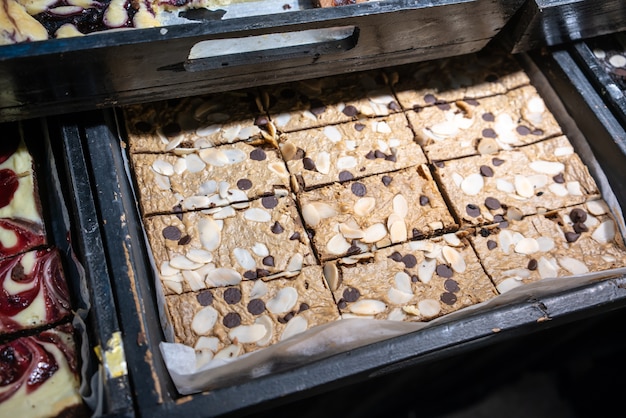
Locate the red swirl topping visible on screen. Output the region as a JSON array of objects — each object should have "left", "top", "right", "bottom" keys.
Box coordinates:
[
  {"left": 0, "top": 248, "right": 71, "bottom": 334},
  {"left": 0, "top": 324, "right": 77, "bottom": 401},
  {"left": 0, "top": 170, "right": 18, "bottom": 209},
  {"left": 0, "top": 218, "right": 46, "bottom": 260}
]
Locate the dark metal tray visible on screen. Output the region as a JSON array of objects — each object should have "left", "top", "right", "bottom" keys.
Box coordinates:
[
  {"left": 501, "top": 0, "right": 626, "bottom": 54},
  {"left": 49, "top": 45, "right": 626, "bottom": 417},
  {"left": 0, "top": 0, "right": 525, "bottom": 124}
]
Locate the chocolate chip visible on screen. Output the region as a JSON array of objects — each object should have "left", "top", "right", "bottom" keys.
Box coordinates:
[
  {"left": 569, "top": 208, "right": 588, "bottom": 224},
  {"left": 389, "top": 251, "right": 403, "bottom": 262},
  {"left": 388, "top": 101, "right": 401, "bottom": 111},
  {"left": 482, "top": 112, "right": 495, "bottom": 122},
  {"left": 173, "top": 204, "right": 184, "bottom": 221},
  {"left": 254, "top": 115, "right": 268, "bottom": 126},
  {"left": 528, "top": 259, "right": 538, "bottom": 271},
  {"left": 346, "top": 245, "right": 361, "bottom": 256},
  {"left": 419, "top": 195, "right": 430, "bottom": 206},
  {"left": 339, "top": 171, "right": 354, "bottom": 182},
  {"left": 385, "top": 153, "right": 397, "bottom": 162},
  {"left": 365, "top": 150, "right": 376, "bottom": 160},
  {"left": 178, "top": 235, "right": 191, "bottom": 245},
  {"left": 223, "top": 312, "right": 241, "bottom": 328},
  {"left": 337, "top": 299, "right": 347, "bottom": 309},
  {"left": 565, "top": 231, "right": 581, "bottom": 242},
  {"left": 343, "top": 287, "right": 360, "bottom": 302},
  {"left": 342, "top": 105, "right": 358, "bottom": 117},
  {"left": 492, "top": 158, "right": 505, "bottom": 166},
  {"left": 351, "top": 182, "right": 367, "bottom": 196},
  {"left": 10, "top": 263, "right": 24, "bottom": 281},
  {"left": 289, "top": 232, "right": 300, "bottom": 241},
  {"left": 381, "top": 176, "right": 392, "bottom": 186},
  {"left": 162, "top": 225, "right": 182, "bottom": 241},
  {"left": 436, "top": 103, "right": 451, "bottom": 111},
  {"left": 262, "top": 196, "right": 279, "bottom": 209},
  {"left": 485, "top": 197, "right": 501, "bottom": 210},
  {"left": 516, "top": 125, "right": 531, "bottom": 136},
  {"left": 298, "top": 302, "right": 310, "bottom": 312},
  {"left": 237, "top": 178, "right": 253, "bottom": 190},
  {"left": 487, "top": 240, "right": 497, "bottom": 250},
  {"left": 250, "top": 148, "right": 267, "bottom": 161},
  {"left": 553, "top": 173, "right": 565, "bottom": 184},
  {"left": 244, "top": 270, "right": 257, "bottom": 280},
  {"left": 294, "top": 148, "right": 305, "bottom": 159},
  {"left": 247, "top": 299, "right": 265, "bottom": 315},
  {"left": 402, "top": 254, "right": 417, "bottom": 268},
  {"left": 162, "top": 122, "right": 181, "bottom": 137},
  {"left": 271, "top": 221, "right": 284, "bottom": 234},
  {"left": 444, "top": 279, "right": 460, "bottom": 293},
  {"left": 424, "top": 94, "right": 437, "bottom": 104},
  {"left": 436, "top": 264, "right": 453, "bottom": 278},
  {"left": 440, "top": 292, "right": 457, "bottom": 305},
  {"left": 531, "top": 129, "right": 544, "bottom": 136},
  {"left": 196, "top": 290, "right": 213, "bottom": 306},
  {"left": 480, "top": 228, "right": 491, "bottom": 237},
  {"left": 134, "top": 121, "right": 152, "bottom": 133},
  {"left": 412, "top": 229, "right": 424, "bottom": 239},
  {"left": 434, "top": 161, "right": 445, "bottom": 168},
  {"left": 464, "top": 98, "right": 480, "bottom": 106},
  {"left": 466, "top": 204, "right": 481, "bottom": 217},
  {"left": 223, "top": 288, "right": 242, "bottom": 304},
  {"left": 354, "top": 123, "right": 366, "bottom": 132},
  {"left": 494, "top": 214, "right": 505, "bottom": 223},
  {"left": 482, "top": 128, "right": 497, "bottom": 138},
  {"left": 262, "top": 255, "right": 275, "bottom": 266},
  {"left": 303, "top": 157, "right": 316, "bottom": 171},
  {"left": 310, "top": 99, "right": 326, "bottom": 115},
  {"left": 374, "top": 150, "right": 386, "bottom": 159},
  {"left": 480, "top": 165, "right": 494, "bottom": 177},
  {"left": 574, "top": 222, "right": 588, "bottom": 233},
  {"left": 256, "top": 269, "right": 271, "bottom": 278}
]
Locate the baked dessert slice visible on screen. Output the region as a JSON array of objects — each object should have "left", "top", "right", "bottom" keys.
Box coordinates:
[
  {"left": 298, "top": 165, "right": 457, "bottom": 261},
  {"left": 0, "top": 130, "right": 46, "bottom": 261},
  {"left": 130, "top": 141, "right": 290, "bottom": 216},
  {"left": 470, "top": 200, "right": 626, "bottom": 293},
  {"left": 143, "top": 194, "right": 316, "bottom": 295},
  {"left": 0, "top": 248, "right": 72, "bottom": 335},
  {"left": 165, "top": 265, "right": 340, "bottom": 363},
  {"left": 281, "top": 113, "right": 426, "bottom": 191},
  {"left": 124, "top": 89, "right": 270, "bottom": 154},
  {"left": 389, "top": 47, "right": 531, "bottom": 110},
  {"left": 433, "top": 136, "right": 600, "bottom": 227},
  {"left": 0, "top": 323, "right": 84, "bottom": 418},
  {"left": 407, "top": 85, "right": 562, "bottom": 162},
  {"left": 324, "top": 233, "right": 497, "bottom": 321},
  {"left": 262, "top": 70, "right": 400, "bottom": 133}
]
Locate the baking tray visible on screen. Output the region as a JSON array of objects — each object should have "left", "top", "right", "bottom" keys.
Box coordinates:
[
  {"left": 49, "top": 44, "right": 626, "bottom": 416},
  {"left": 500, "top": 0, "right": 626, "bottom": 54},
  {"left": 2, "top": 118, "right": 135, "bottom": 416},
  {"left": 0, "top": 0, "right": 525, "bottom": 124}
]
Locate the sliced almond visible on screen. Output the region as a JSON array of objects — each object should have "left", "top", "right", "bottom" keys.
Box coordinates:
[
  {"left": 152, "top": 160, "right": 175, "bottom": 176},
  {"left": 461, "top": 173, "right": 484, "bottom": 196},
  {"left": 302, "top": 203, "right": 321, "bottom": 227},
  {"left": 205, "top": 268, "right": 242, "bottom": 287},
  {"left": 183, "top": 196, "right": 211, "bottom": 210},
  {"left": 443, "top": 233, "right": 461, "bottom": 247},
  {"left": 387, "top": 307, "right": 407, "bottom": 321},
  {"left": 337, "top": 156, "right": 357, "bottom": 170},
  {"left": 323, "top": 125, "right": 342, "bottom": 142},
  {"left": 514, "top": 175, "right": 535, "bottom": 198},
  {"left": 339, "top": 221, "right": 364, "bottom": 239},
  {"left": 194, "top": 336, "right": 220, "bottom": 352},
  {"left": 536, "top": 237, "right": 555, "bottom": 252},
  {"left": 417, "top": 299, "right": 441, "bottom": 318},
  {"left": 529, "top": 160, "right": 565, "bottom": 175},
  {"left": 392, "top": 194, "right": 409, "bottom": 218},
  {"left": 212, "top": 205, "right": 237, "bottom": 220},
  {"left": 586, "top": 200, "right": 608, "bottom": 216},
  {"left": 286, "top": 253, "right": 304, "bottom": 272},
  {"left": 362, "top": 223, "right": 388, "bottom": 243},
  {"left": 280, "top": 316, "right": 308, "bottom": 341},
  {"left": 354, "top": 197, "right": 376, "bottom": 217},
  {"left": 266, "top": 287, "right": 298, "bottom": 314},
  {"left": 233, "top": 248, "right": 256, "bottom": 270},
  {"left": 496, "top": 178, "right": 515, "bottom": 193},
  {"left": 228, "top": 324, "right": 267, "bottom": 344},
  {"left": 198, "top": 180, "right": 218, "bottom": 195},
  {"left": 418, "top": 259, "right": 437, "bottom": 284},
  {"left": 477, "top": 137, "right": 499, "bottom": 155},
  {"left": 388, "top": 287, "right": 414, "bottom": 305},
  {"left": 348, "top": 299, "right": 387, "bottom": 315},
  {"left": 389, "top": 220, "right": 407, "bottom": 244},
  {"left": 255, "top": 315, "right": 274, "bottom": 347},
  {"left": 514, "top": 237, "right": 539, "bottom": 255},
  {"left": 244, "top": 208, "right": 272, "bottom": 222},
  {"left": 198, "top": 148, "right": 229, "bottom": 166},
  {"left": 185, "top": 153, "right": 206, "bottom": 173},
  {"left": 182, "top": 270, "right": 206, "bottom": 291},
  {"left": 548, "top": 183, "right": 568, "bottom": 197},
  {"left": 323, "top": 262, "right": 341, "bottom": 291},
  {"left": 566, "top": 181, "right": 583, "bottom": 196},
  {"left": 250, "top": 280, "right": 269, "bottom": 298},
  {"left": 592, "top": 220, "right": 616, "bottom": 244},
  {"left": 191, "top": 306, "right": 218, "bottom": 335},
  {"left": 281, "top": 142, "right": 298, "bottom": 161},
  {"left": 160, "top": 261, "right": 179, "bottom": 276},
  {"left": 558, "top": 257, "right": 589, "bottom": 275},
  {"left": 496, "top": 277, "right": 524, "bottom": 294},
  {"left": 198, "top": 217, "right": 222, "bottom": 251},
  {"left": 196, "top": 124, "right": 220, "bottom": 137},
  {"left": 214, "top": 344, "right": 242, "bottom": 360},
  {"left": 169, "top": 255, "right": 203, "bottom": 270},
  {"left": 163, "top": 278, "right": 183, "bottom": 294},
  {"left": 442, "top": 246, "right": 466, "bottom": 273},
  {"left": 315, "top": 151, "right": 331, "bottom": 175},
  {"left": 538, "top": 256, "right": 559, "bottom": 279},
  {"left": 186, "top": 249, "right": 213, "bottom": 264},
  {"left": 326, "top": 233, "right": 352, "bottom": 255}
]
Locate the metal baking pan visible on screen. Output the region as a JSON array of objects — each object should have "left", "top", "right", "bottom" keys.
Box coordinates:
[
  {"left": 47, "top": 43, "right": 626, "bottom": 416},
  {"left": 0, "top": 0, "right": 525, "bottom": 124},
  {"left": 4, "top": 118, "right": 135, "bottom": 416},
  {"left": 564, "top": 32, "right": 626, "bottom": 129},
  {"left": 500, "top": 0, "right": 626, "bottom": 54}
]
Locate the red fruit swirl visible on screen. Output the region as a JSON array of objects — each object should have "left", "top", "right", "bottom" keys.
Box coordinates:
[
  {"left": 0, "top": 170, "right": 18, "bottom": 209},
  {"left": 0, "top": 219, "right": 46, "bottom": 259}
]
